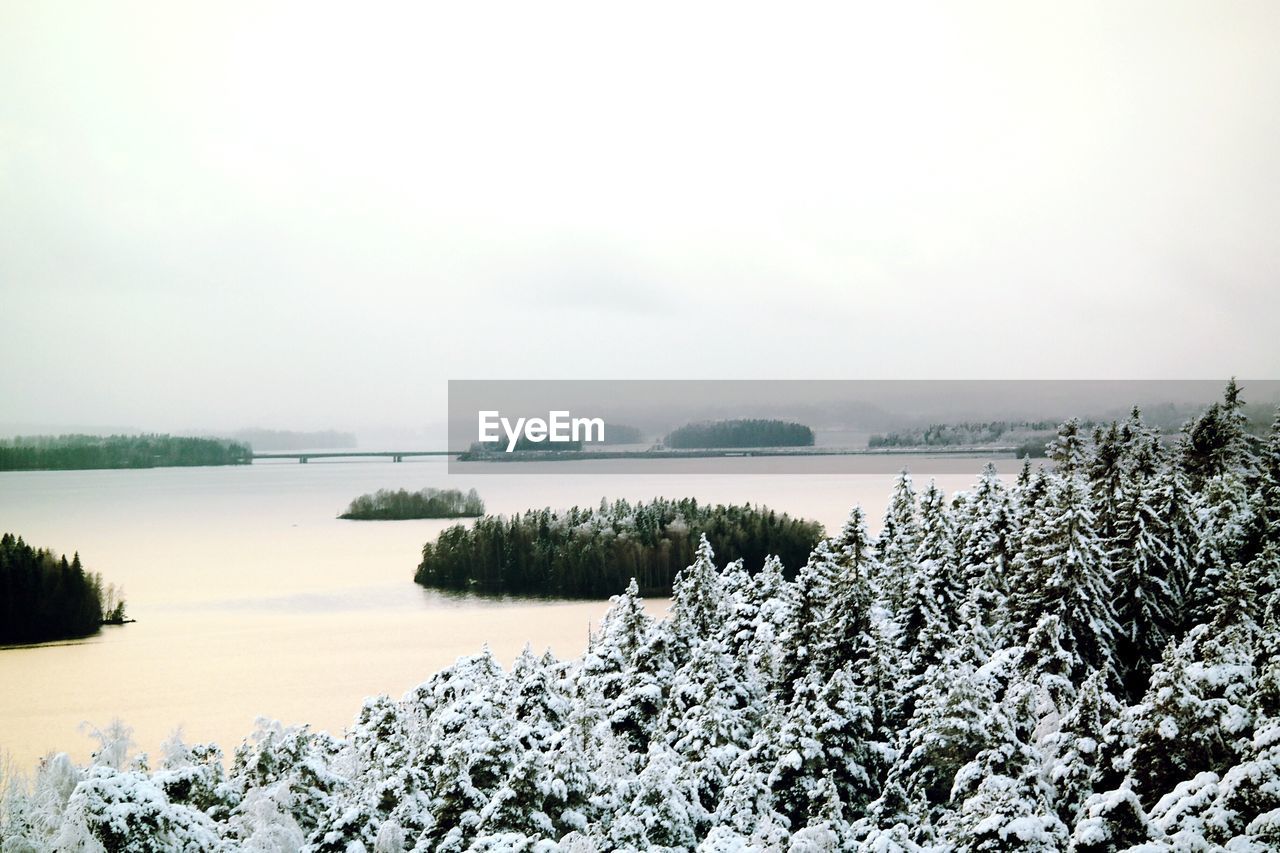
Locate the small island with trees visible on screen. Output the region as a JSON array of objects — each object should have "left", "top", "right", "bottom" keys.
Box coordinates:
[
  {"left": 664, "top": 418, "right": 815, "bottom": 449},
  {"left": 339, "top": 487, "right": 484, "bottom": 520},
  {"left": 415, "top": 497, "right": 823, "bottom": 597},
  {"left": 0, "top": 434, "right": 251, "bottom": 471},
  {"left": 0, "top": 533, "right": 129, "bottom": 645}
]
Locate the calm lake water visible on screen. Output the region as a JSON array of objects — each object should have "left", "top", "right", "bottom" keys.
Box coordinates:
[{"left": 0, "top": 455, "right": 1025, "bottom": 769}]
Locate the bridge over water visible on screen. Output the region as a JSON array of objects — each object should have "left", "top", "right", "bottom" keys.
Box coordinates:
[{"left": 251, "top": 451, "right": 456, "bottom": 463}]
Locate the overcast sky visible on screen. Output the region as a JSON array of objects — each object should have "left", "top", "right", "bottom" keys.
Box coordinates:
[{"left": 2, "top": 2, "right": 1277, "bottom": 433}]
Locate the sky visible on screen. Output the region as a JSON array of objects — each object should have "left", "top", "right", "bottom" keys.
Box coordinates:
[{"left": 2, "top": 1, "right": 1278, "bottom": 433}]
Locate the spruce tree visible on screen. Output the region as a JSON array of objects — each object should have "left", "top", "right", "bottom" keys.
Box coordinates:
[
  {"left": 1012, "top": 474, "right": 1119, "bottom": 682},
  {"left": 955, "top": 463, "right": 1013, "bottom": 628},
  {"left": 817, "top": 507, "right": 877, "bottom": 678},
  {"left": 1045, "top": 670, "right": 1123, "bottom": 826},
  {"left": 1111, "top": 468, "right": 1179, "bottom": 697},
  {"left": 878, "top": 471, "right": 920, "bottom": 610},
  {"left": 1047, "top": 419, "right": 1089, "bottom": 480}
]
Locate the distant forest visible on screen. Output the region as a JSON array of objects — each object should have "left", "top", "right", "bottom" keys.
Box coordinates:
[
  {"left": 869, "top": 420, "right": 1060, "bottom": 448},
  {"left": 415, "top": 498, "right": 823, "bottom": 597},
  {"left": 665, "top": 419, "right": 815, "bottom": 449},
  {"left": 0, "top": 534, "right": 126, "bottom": 644},
  {"left": 0, "top": 434, "right": 251, "bottom": 470},
  {"left": 340, "top": 487, "right": 484, "bottom": 520}
]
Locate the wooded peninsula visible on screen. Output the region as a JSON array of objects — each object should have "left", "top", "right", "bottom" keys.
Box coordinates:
[
  {"left": 0, "top": 434, "right": 251, "bottom": 471},
  {"left": 0, "top": 533, "right": 127, "bottom": 645}
]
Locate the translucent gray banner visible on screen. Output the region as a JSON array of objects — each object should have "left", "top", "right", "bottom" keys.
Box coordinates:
[{"left": 446, "top": 379, "right": 1279, "bottom": 475}]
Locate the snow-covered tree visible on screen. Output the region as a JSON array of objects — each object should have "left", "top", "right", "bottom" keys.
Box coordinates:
[
  {"left": 1111, "top": 469, "right": 1179, "bottom": 697},
  {"left": 1046, "top": 670, "right": 1124, "bottom": 827},
  {"left": 877, "top": 471, "right": 920, "bottom": 610},
  {"left": 1120, "top": 623, "right": 1255, "bottom": 809},
  {"left": 1011, "top": 474, "right": 1119, "bottom": 682}
]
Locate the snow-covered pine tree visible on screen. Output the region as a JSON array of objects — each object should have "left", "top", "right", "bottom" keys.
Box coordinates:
[
  {"left": 744, "top": 554, "right": 789, "bottom": 692},
  {"left": 1068, "top": 786, "right": 1155, "bottom": 853},
  {"left": 1111, "top": 461, "right": 1179, "bottom": 698},
  {"left": 579, "top": 578, "right": 653, "bottom": 710},
  {"left": 1018, "top": 614, "right": 1078, "bottom": 725},
  {"left": 413, "top": 650, "right": 518, "bottom": 850},
  {"left": 853, "top": 609, "right": 909, "bottom": 784},
  {"left": 817, "top": 507, "right": 877, "bottom": 679},
  {"left": 1188, "top": 469, "right": 1254, "bottom": 627},
  {"left": 667, "top": 533, "right": 724, "bottom": 664},
  {"left": 607, "top": 743, "right": 704, "bottom": 851},
  {"left": 955, "top": 463, "right": 1013, "bottom": 631},
  {"left": 765, "top": 666, "right": 874, "bottom": 833},
  {"left": 942, "top": 680, "right": 1068, "bottom": 852},
  {"left": 1087, "top": 420, "right": 1125, "bottom": 545},
  {"left": 1179, "top": 378, "right": 1256, "bottom": 486},
  {"left": 916, "top": 481, "right": 963, "bottom": 627},
  {"left": 1047, "top": 419, "right": 1089, "bottom": 480},
  {"left": 898, "top": 481, "right": 961, "bottom": 674},
  {"left": 716, "top": 558, "right": 757, "bottom": 662},
  {"left": 1259, "top": 406, "right": 1280, "bottom": 547},
  {"left": 661, "top": 638, "right": 763, "bottom": 817},
  {"left": 1010, "top": 473, "right": 1120, "bottom": 684},
  {"left": 1120, "top": 623, "right": 1256, "bottom": 810},
  {"left": 609, "top": 623, "right": 677, "bottom": 754},
  {"left": 877, "top": 657, "right": 1000, "bottom": 842},
  {"left": 778, "top": 544, "right": 837, "bottom": 698},
  {"left": 1045, "top": 669, "right": 1124, "bottom": 827},
  {"left": 877, "top": 470, "right": 920, "bottom": 611}
]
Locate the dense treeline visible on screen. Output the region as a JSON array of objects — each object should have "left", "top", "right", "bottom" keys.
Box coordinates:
[
  {"left": 0, "top": 434, "right": 251, "bottom": 470},
  {"left": 339, "top": 488, "right": 484, "bottom": 520},
  {"left": 665, "top": 418, "right": 815, "bottom": 449},
  {"left": 415, "top": 498, "right": 823, "bottom": 596},
  {"left": 869, "top": 419, "right": 1061, "bottom": 449},
  {"left": 7, "top": 381, "right": 1280, "bottom": 851},
  {"left": 0, "top": 534, "right": 125, "bottom": 644}
]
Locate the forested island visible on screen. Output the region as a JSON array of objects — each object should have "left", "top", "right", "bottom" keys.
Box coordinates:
[
  {"left": 0, "top": 534, "right": 127, "bottom": 644},
  {"left": 5, "top": 382, "right": 1280, "bottom": 851},
  {"left": 665, "top": 418, "right": 815, "bottom": 449},
  {"left": 0, "top": 434, "right": 251, "bottom": 471},
  {"left": 339, "top": 487, "right": 484, "bottom": 520},
  {"left": 415, "top": 498, "right": 823, "bottom": 596}
]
